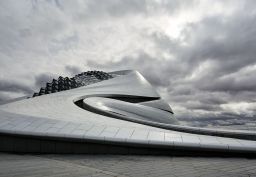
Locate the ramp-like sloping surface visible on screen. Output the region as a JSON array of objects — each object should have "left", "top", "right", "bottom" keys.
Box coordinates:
[{"left": 0, "top": 70, "right": 255, "bottom": 154}]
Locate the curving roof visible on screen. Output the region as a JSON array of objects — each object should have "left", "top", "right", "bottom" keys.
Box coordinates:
[{"left": 0, "top": 70, "right": 255, "bottom": 155}]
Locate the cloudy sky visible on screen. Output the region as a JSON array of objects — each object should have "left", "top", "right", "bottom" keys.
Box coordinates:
[{"left": 0, "top": 0, "right": 256, "bottom": 127}]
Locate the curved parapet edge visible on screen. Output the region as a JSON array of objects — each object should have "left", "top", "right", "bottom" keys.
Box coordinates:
[
  {"left": 0, "top": 69, "right": 255, "bottom": 155},
  {"left": 75, "top": 95, "right": 256, "bottom": 141},
  {"left": 0, "top": 127, "right": 255, "bottom": 156}
]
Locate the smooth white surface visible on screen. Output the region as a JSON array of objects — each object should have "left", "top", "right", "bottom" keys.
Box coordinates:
[{"left": 0, "top": 70, "right": 255, "bottom": 152}]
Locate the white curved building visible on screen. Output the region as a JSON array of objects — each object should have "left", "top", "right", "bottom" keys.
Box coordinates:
[{"left": 0, "top": 70, "right": 255, "bottom": 155}]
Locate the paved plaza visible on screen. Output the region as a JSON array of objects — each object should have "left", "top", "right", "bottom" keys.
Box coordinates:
[{"left": 1, "top": 153, "right": 256, "bottom": 177}]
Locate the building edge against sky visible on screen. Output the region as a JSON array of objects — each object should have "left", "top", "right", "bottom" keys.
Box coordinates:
[{"left": 0, "top": 70, "right": 255, "bottom": 155}]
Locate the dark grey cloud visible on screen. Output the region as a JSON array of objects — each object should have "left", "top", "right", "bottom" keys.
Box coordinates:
[
  {"left": 84, "top": 1, "right": 256, "bottom": 128},
  {"left": 199, "top": 75, "right": 256, "bottom": 92},
  {"left": 65, "top": 65, "right": 82, "bottom": 76},
  {"left": 0, "top": 80, "right": 33, "bottom": 94},
  {"left": 0, "top": 93, "right": 13, "bottom": 103},
  {"left": 60, "top": 0, "right": 195, "bottom": 20},
  {"left": 87, "top": 52, "right": 186, "bottom": 88},
  {"left": 0, "top": 0, "right": 255, "bottom": 128},
  {"left": 0, "top": 79, "right": 34, "bottom": 104},
  {"left": 34, "top": 73, "right": 58, "bottom": 88}
]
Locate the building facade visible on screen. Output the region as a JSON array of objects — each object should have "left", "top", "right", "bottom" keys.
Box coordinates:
[{"left": 0, "top": 70, "right": 255, "bottom": 155}]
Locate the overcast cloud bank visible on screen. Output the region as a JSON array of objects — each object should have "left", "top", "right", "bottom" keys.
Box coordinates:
[{"left": 0, "top": 0, "right": 255, "bottom": 127}]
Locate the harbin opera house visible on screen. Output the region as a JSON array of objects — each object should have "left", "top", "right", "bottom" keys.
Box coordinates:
[{"left": 0, "top": 70, "right": 255, "bottom": 155}]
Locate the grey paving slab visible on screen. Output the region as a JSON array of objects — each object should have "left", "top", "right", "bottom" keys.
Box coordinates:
[
  {"left": 99, "top": 126, "right": 120, "bottom": 138},
  {"left": 181, "top": 135, "right": 201, "bottom": 144},
  {"left": 115, "top": 128, "right": 134, "bottom": 139},
  {"left": 33, "top": 154, "right": 256, "bottom": 177},
  {"left": 77, "top": 123, "right": 94, "bottom": 131},
  {"left": 148, "top": 131, "right": 165, "bottom": 141},
  {"left": 34, "top": 123, "right": 53, "bottom": 132},
  {"left": 46, "top": 127, "right": 60, "bottom": 135},
  {"left": 52, "top": 121, "right": 69, "bottom": 129},
  {"left": 130, "top": 129, "right": 149, "bottom": 140},
  {"left": 99, "top": 131, "right": 117, "bottom": 138},
  {"left": 57, "top": 123, "right": 79, "bottom": 135},
  {"left": 0, "top": 120, "right": 10, "bottom": 128},
  {"left": 164, "top": 132, "right": 182, "bottom": 143},
  {"left": 85, "top": 125, "right": 106, "bottom": 137},
  {"left": 0, "top": 153, "right": 126, "bottom": 177},
  {"left": 71, "top": 129, "right": 87, "bottom": 137}
]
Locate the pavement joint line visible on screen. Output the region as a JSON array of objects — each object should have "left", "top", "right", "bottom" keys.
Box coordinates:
[
  {"left": 34, "top": 154, "right": 129, "bottom": 177},
  {"left": 1, "top": 153, "right": 256, "bottom": 177}
]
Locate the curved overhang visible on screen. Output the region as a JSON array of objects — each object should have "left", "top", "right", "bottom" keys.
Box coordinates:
[{"left": 0, "top": 70, "right": 255, "bottom": 155}]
